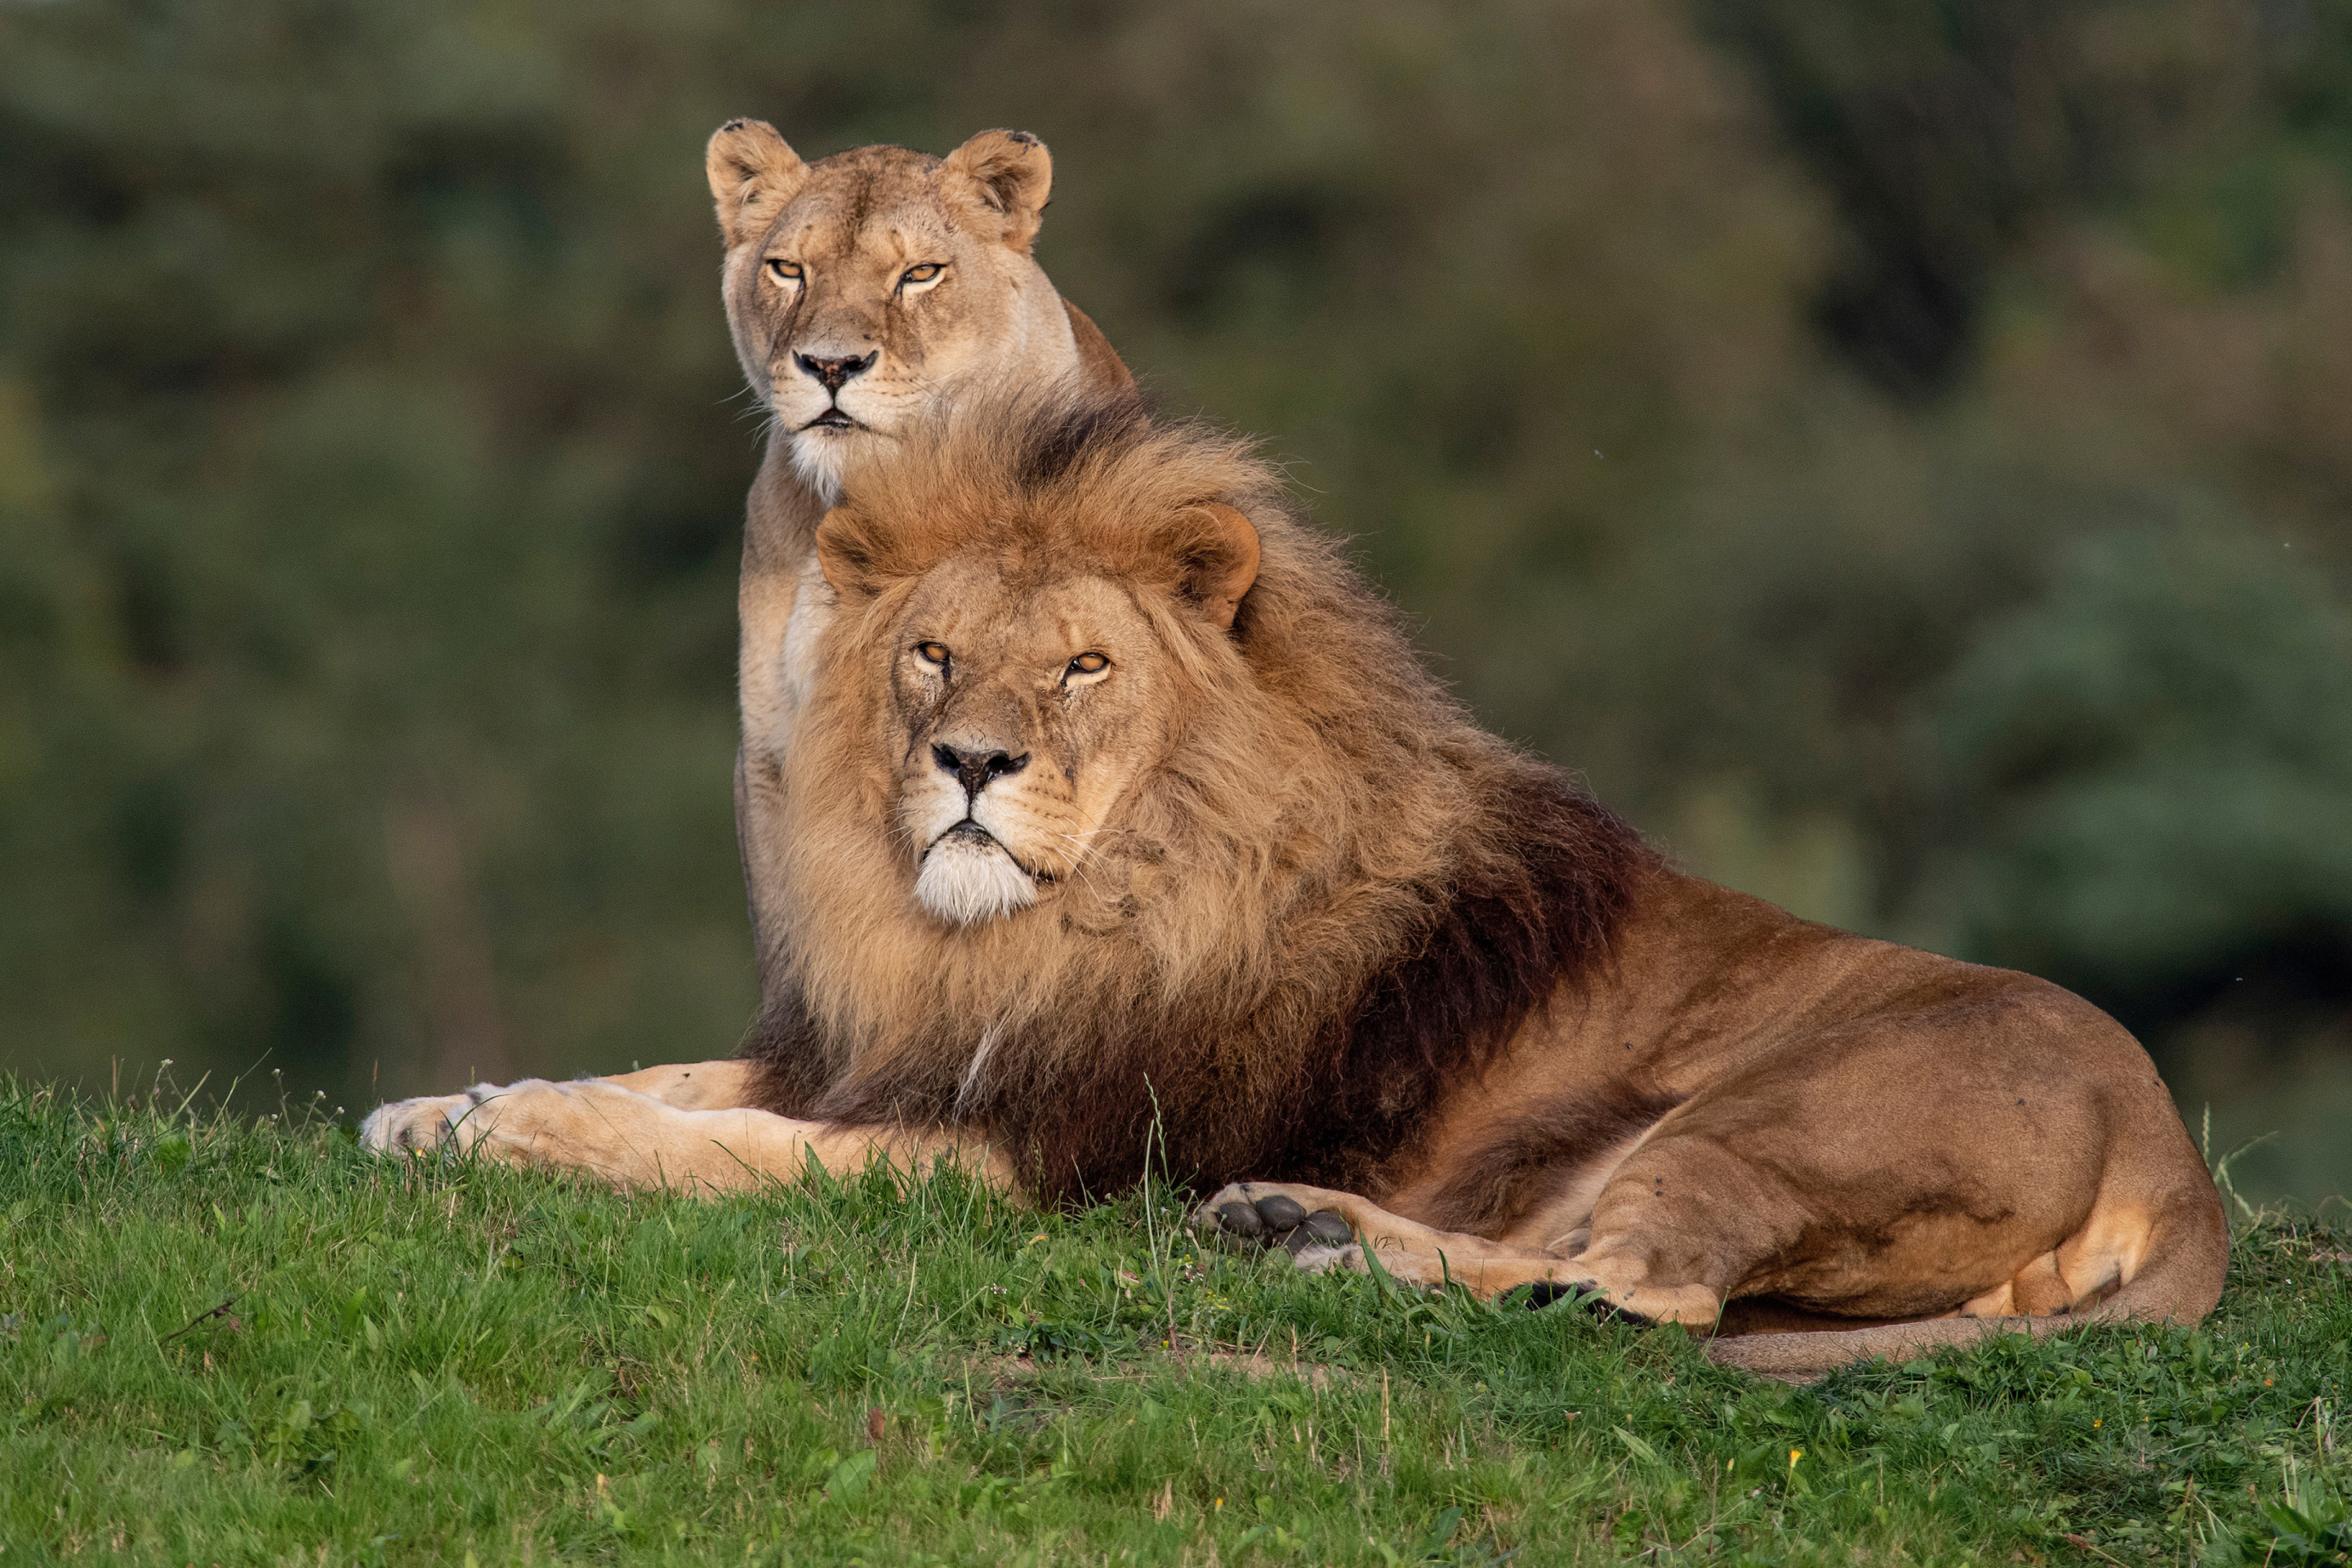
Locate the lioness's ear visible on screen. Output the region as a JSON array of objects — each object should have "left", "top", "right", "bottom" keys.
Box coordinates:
[
  {"left": 943, "top": 129, "right": 1053, "bottom": 251},
  {"left": 707, "top": 118, "right": 807, "bottom": 249},
  {"left": 814, "top": 506, "right": 874, "bottom": 599},
  {"left": 1177, "top": 503, "right": 1261, "bottom": 632}
]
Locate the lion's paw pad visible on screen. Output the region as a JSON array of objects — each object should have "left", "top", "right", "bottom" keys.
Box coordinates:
[{"left": 1197, "top": 1194, "right": 1352, "bottom": 1257}]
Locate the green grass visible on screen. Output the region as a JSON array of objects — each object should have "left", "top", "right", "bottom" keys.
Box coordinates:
[{"left": 2, "top": 1078, "right": 2347, "bottom": 1566}]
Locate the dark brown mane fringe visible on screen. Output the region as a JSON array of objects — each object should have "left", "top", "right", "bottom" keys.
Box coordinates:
[
  {"left": 1271, "top": 766, "right": 1655, "bottom": 1196},
  {"left": 1011, "top": 387, "right": 1151, "bottom": 491},
  {"left": 737, "top": 990, "right": 831, "bottom": 1115}
]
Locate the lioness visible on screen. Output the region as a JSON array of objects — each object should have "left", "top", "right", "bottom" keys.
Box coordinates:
[
  {"left": 705, "top": 118, "right": 1132, "bottom": 1001},
  {"left": 363, "top": 394, "right": 2227, "bottom": 1376}
]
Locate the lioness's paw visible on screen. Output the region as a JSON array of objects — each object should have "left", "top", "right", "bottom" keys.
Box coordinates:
[
  {"left": 358, "top": 1086, "right": 498, "bottom": 1154},
  {"left": 1194, "top": 1183, "right": 1354, "bottom": 1262}
]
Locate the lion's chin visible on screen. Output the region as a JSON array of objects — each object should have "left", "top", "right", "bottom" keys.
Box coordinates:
[{"left": 915, "top": 831, "right": 1039, "bottom": 927}]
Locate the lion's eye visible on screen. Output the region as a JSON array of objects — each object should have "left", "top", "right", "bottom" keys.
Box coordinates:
[
  {"left": 915, "top": 641, "right": 951, "bottom": 674},
  {"left": 1064, "top": 651, "right": 1111, "bottom": 682},
  {"left": 764, "top": 259, "right": 802, "bottom": 285},
  {"left": 898, "top": 262, "right": 946, "bottom": 292}
]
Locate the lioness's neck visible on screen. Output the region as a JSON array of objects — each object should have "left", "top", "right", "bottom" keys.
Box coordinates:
[{"left": 743, "top": 439, "right": 829, "bottom": 570}]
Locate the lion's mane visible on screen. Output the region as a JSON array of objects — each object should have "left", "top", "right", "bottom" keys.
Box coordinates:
[{"left": 742, "top": 390, "right": 1655, "bottom": 1202}]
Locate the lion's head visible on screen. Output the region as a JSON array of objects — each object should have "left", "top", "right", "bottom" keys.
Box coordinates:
[
  {"left": 751, "top": 393, "right": 1651, "bottom": 1200},
  {"left": 706, "top": 121, "right": 1087, "bottom": 504},
  {"left": 814, "top": 441, "right": 1259, "bottom": 930}
]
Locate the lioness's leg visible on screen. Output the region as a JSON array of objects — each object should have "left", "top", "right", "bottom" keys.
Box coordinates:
[{"left": 361, "top": 1078, "right": 1019, "bottom": 1196}]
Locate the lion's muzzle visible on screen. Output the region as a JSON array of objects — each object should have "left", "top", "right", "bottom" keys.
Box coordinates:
[{"left": 915, "top": 822, "right": 1039, "bottom": 925}]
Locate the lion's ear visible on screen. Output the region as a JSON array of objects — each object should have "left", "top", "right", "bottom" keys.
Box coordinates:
[
  {"left": 814, "top": 506, "right": 884, "bottom": 600},
  {"left": 707, "top": 119, "right": 808, "bottom": 249},
  {"left": 943, "top": 129, "right": 1054, "bottom": 251},
  {"left": 1177, "top": 503, "right": 1261, "bottom": 633}
]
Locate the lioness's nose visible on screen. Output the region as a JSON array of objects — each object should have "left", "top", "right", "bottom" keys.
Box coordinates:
[
  {"left": 933, "top": 742, "right": 1028, "bottom": 800},
  {"left": 795, "top": 350, "right": 877, "bottom": 394}
]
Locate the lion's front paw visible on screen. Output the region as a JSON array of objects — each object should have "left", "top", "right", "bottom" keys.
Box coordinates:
[
  {"left": 358, "top": 1086, "right": 497, "bottom": 1154},
  {"left": 1194, "top": 1183, "right": 1356, "bottom": 1271}
]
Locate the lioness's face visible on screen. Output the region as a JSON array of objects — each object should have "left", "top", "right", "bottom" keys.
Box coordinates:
[
  {"left": 880, "top": 561, "right": 1169, "bottom": 926},
  {"left": 708, "top": 125, "right": 1072, "bottom": 505}
]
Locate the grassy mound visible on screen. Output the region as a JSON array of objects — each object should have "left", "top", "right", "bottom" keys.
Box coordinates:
[{"left": 2, "top": 1078, "right": 2345, "bottom": 1565}]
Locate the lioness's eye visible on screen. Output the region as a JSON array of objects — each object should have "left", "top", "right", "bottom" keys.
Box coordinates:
[
  {"left": 1065, "top": 651, "right": 1111, "bottom": 679},
  {"left": 764, "top": 259, "right": 802, "bottom": 284},
  {"left": 915, "top": 641, "right": 951, "bottom": 673},
  {"left": 898, "top": 263, "right": 945, "bottom": 290}
]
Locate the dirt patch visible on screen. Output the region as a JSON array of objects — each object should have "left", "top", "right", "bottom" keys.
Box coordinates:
[{"left": 969, "top": 1339, "right": 1352, "bottom": 1390}]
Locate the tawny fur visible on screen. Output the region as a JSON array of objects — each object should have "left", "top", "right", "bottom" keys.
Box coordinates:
[
  {"left": 737, "top": 395, "right": 1644, "bottom": 1205},
  {"left": 706, "top": 119, "right": 1134, "bottom": 999},
  {"left": 365, "top": 390, "right": 2228, "bottom": 1377}
]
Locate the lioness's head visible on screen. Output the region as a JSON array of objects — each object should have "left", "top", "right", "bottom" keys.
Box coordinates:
[
  {"left": 706, "top": 120, "right": 1083, "bottom": 504},
  {"left": 811, "top": 401, "right": 1262, "bottom": 928}
]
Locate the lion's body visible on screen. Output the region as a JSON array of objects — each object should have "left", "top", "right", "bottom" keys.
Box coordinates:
[
  {"left": 363, "top": 392, "right": 2226, "bottom": 1378},
  {"left": 1342, "top": 868, "right": 2227, "bottom": 1372}
]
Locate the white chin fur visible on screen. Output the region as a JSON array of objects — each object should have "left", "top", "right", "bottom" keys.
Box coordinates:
[
  {"left": 788, "top": 430, "right": 847, "bottom": 505},
  {"left": 916, "top": 835, "right": 1037, "bottom": 926}
]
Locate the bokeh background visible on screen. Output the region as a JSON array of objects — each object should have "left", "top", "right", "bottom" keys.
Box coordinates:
[{"left": 4, "top": 0, "right": 2350, "bottom": 1204}]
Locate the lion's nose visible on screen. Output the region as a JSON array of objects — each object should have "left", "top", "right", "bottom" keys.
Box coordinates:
[
  {"left": 933, "top": 742, "right": 1028, "bottom": 801},
  {"left": 795, "top": 350, "right": 877, "bottom": 394}
]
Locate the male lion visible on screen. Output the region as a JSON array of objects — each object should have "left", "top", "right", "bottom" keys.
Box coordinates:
[
  {"left": 363, "top": 394, "right": 2227, "bottom": 1376},
  {"left": 705, "top": 118, "right": 1132, "bottom": 1009}
]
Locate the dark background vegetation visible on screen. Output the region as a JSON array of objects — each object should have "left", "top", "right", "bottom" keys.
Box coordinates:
[{"left": 3, "top": 0, "right": 2349, "bottom": 1201}]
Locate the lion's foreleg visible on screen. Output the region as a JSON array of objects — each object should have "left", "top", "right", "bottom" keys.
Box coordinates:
[
  {"left": 357, "top": 1059, "right": 752, "bottom": 1153},
  {"left": 362, "top": 1078, "right": 1020, "bottom": 1198},
  {"left": 596, "top": 1059, "right": 757, "bottom": 1110},
  {"left": 363, "top": 1079, "right": 808, "bottom": 1192}
]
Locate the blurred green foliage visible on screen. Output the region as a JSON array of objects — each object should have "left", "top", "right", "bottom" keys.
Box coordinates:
[{"left": 1, "top": 0, "right": 2348, "bottom": 1194}]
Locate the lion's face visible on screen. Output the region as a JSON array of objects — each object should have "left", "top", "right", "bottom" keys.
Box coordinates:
[
  {"left": 813, "top": 488, "right": 1262, "bottom": 929},
  {"left": 883, "top": 562, "right": 1167, "bottom": 925},
  {"left": 706, "top": 122, "right": 1079, "bottom": 504}
]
